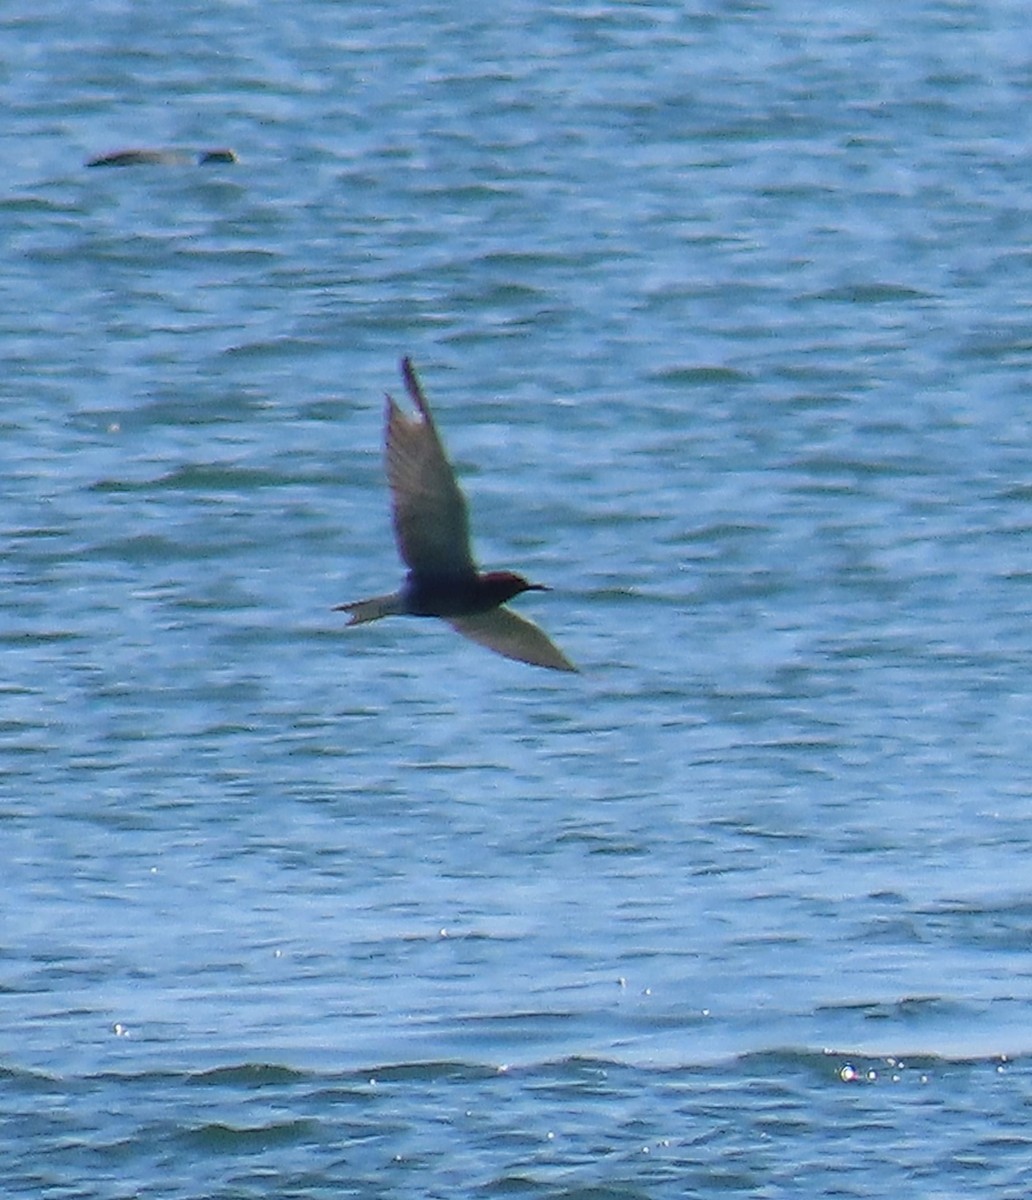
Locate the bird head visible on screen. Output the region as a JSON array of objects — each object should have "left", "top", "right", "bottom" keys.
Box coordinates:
[{"left": 480, "top": 571, "right": 549, "bottom": 606}]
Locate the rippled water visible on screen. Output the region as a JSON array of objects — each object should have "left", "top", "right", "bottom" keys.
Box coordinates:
[{"left": 5, "top": 1, "right": 1032, "bottom": 1196}]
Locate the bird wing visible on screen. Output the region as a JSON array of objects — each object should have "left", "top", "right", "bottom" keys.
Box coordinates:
[
  {"left": 449, "top": 608, "right": 578, "bottom": 672},
  {"left": 385, "top": 358, "right": 476, "bottom": 578}
]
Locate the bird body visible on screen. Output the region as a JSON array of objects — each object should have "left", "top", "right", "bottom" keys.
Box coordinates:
[
  {"left": 337, "top": 359, "right": 576, "bottom": 672},
  {"left": 86, "top": 148, "right": 237, "bottom": 167}
]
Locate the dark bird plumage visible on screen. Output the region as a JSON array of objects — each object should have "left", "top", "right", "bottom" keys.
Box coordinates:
[
  {"left": 336, "top": 358, "right": 576, "bottom": 672},
  {"left": 86, "top": 148, "right": 237, "bottom": 167}
]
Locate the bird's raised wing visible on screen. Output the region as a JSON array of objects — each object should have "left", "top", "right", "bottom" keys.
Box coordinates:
[
  {"left": 385, "top": 358, "right": 477, "bottom": 578},
  {"left": 449, "top": 608, "right": 577, "bottom": 672}
]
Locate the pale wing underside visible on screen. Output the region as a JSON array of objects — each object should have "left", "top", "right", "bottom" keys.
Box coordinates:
[
  {"left": 449, "top": 608, "right": 577, "bottom": 672},
  {"left": 385, "top": 362, "right": 476, "bottom": 577}
]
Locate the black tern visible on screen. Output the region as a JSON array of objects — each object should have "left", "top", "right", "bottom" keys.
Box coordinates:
[{"left": 336, "top": 358, "right": 576, "bottom": 672}]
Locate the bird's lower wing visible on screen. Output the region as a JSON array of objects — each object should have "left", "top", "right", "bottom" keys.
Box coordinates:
[{"left": 449, "top": 608, "right": 577, "bottom": 672}]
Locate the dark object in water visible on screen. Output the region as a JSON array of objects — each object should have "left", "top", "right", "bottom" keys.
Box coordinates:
[
  {"left": 86, "top": 148, "right": 238, "bottom": 167},
  {"left": 335, "top": 358, "right": 577, "bottom": 672}
]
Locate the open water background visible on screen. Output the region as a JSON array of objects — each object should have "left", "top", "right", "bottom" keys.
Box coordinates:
[{"left": 4, "top": 1, "right": 1032, "bottom": 1195}]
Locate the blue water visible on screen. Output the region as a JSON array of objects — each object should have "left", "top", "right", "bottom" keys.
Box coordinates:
[{"left": 5, "top": 0, "right": 1032, "bottom": 1195}]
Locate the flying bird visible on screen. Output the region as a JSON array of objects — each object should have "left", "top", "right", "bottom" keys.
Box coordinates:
[{"left": 336, "top": 358, "right": 577, "bottom": 672}]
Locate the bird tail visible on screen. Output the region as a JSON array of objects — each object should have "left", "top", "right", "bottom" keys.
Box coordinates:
[{"left": 334, "top": 592, "right": 405, "bottom": 626}]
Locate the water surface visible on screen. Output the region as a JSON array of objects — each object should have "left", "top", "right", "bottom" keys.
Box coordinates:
[{"left": 4, "top": 1, "right": 1032, "bottom": 1195}]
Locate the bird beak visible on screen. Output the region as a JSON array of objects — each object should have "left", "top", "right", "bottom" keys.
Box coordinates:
[{"left": 528, "top": 583, "right": 550, "bottom": 592}]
